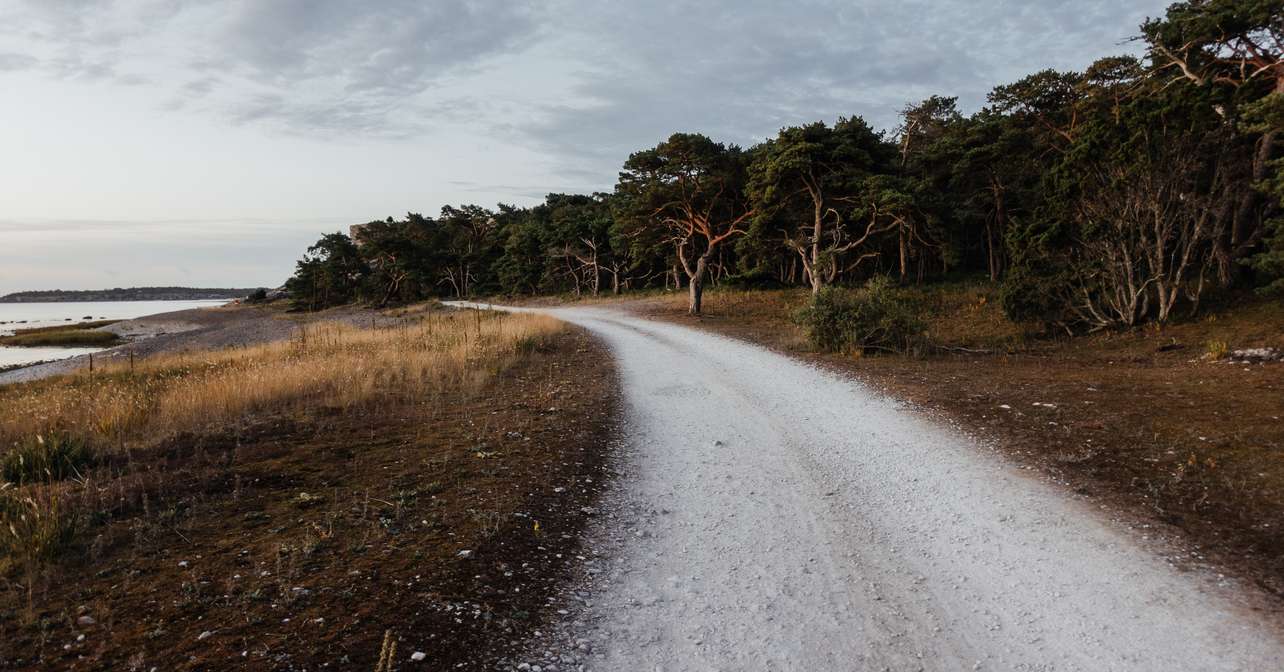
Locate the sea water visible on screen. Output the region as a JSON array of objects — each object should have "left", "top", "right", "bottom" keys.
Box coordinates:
[{"left": 0, "top": 299, "right": 229, "bottom": 368}]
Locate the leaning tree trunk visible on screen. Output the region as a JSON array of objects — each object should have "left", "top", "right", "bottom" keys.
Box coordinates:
[
  {"left": 898, "top": 229, "right": 909, "bottom": 284},
  {"left": 989, "top": 180, "right": 1007, "bottom": 282},
  {"left": 811, "top": 197, "right": 824, "bottom": 294},
  {"left": 688, "top": 255, "right": 709, "bottom": 315}
]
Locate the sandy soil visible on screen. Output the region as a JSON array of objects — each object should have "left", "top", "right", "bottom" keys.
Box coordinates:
[{"left": 457, "top": 302, "right": 1283, "bottom": 671}]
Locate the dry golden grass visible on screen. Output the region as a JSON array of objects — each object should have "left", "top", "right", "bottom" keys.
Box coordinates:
[
  {"left": 641, "top": 287, "right": 803, "bottom": 316},
  {"left": 0, "top": 308, "right": 564, "bottom": 622},
  {"left": 0, "top": 309, "right": 562, "bottom": 457}
]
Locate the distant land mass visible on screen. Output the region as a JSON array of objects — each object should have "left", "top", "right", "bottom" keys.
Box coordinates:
[{"left": 0, "top": 287, "right": 264, "bottom": 303}]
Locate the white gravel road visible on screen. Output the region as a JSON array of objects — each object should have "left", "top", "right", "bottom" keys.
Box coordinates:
[{"left": 456, "top": 303, "right": 1283, "bottom": 672}]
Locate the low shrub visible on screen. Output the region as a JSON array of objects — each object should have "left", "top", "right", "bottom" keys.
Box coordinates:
[
  {"left": 2, "top": 434, "right": 94, "bottom": 484},
  {"left": 999, "top": 263, "right": 1071, "bottom": 327},
  {"left": 795, "top": 277, "right": 927, "bottom": 354}
]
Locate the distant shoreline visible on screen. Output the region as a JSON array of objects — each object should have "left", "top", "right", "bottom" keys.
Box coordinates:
[
  {"left": 0, "top": 287, "right": 263, "bottom": 303},
  {"left": 0, "top": 301, "right": 379, "bottom": 386}
]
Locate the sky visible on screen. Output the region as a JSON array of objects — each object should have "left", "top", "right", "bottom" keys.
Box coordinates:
[{"left": 0, "top": 0, "right": 1171, "bottom": 295}]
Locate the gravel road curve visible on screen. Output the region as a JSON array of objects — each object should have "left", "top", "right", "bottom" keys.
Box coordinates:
[{"left": 464, "top": 303, "right": 1282, "bottom": 671}]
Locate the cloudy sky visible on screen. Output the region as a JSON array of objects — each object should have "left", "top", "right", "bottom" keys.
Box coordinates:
[{"left": 0, "top": 0, "right": 1169, "bottom": 295}]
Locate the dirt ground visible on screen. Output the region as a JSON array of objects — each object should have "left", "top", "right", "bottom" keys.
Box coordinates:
[
  {"left": 631, "top": 287, "right": 1284, "bottom": 607},
  {"left": 0, "top": 327, "right": 620, "bottom": 671}
]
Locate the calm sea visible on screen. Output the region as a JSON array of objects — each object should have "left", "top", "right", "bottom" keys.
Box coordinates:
[{"left": 0, "top": 300, "right": 229, "bottom": 368}]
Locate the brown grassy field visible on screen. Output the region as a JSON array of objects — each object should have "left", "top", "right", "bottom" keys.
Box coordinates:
[
  {"left": 0, "top": 310, "right": 558, "bottom": 450},
  {"left": 0, "top": 307, "right": 619, "bottom": 670},
  {"left": 635, "top": 284, "right": 1284, "bottom": 604}
]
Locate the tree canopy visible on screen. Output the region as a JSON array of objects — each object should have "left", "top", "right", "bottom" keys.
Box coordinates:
[{"left": 285, "top": 5, "right": 1283, "bottom": 324}]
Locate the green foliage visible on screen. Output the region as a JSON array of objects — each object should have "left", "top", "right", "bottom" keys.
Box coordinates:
[
  {"left": 1252, "top": 216, "right": 1284, "bottom": 296},
  {"left": 1142, "top": 0, "right": 1283, "bottom": 94},
  {"left": 1245, "top": 93, "right": 1284, "bottom": 294},
  {"left": 615, "top": 134, "right": 751, "bottom": 249},
  {"left": 615, "top": 133, "right": 755, "bottom": 311},
  {"left": 795, "top": 277, "right": 926, "bottom": 354},
  {"left": 746, "top": 117, "right": 896, "bottom": 289},
  {"left": 285, "top": 196, "right": 631, "bottom": 307},
  {"left": 999, "top": 262, "right": 1069, "bottom": 326},
  {"left": 286, "top": 232, "right": 367, "bottom": 311},
  {"left": 2, "top": 434, "right": 94, "bottom": 485}
]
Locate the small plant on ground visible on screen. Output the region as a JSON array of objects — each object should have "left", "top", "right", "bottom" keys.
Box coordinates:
[
  {"left": 795, "top": 276, "right": 927, "bottom": 355},
  {"left": 1204, "top": 339, "right": 1229, "bottom": 360},
  {"left": 374, "top": 629, "right": 397, "bottom": 672}
]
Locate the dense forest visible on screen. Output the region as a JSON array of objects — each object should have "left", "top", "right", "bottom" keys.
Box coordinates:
[{"left": 286, "top": 1, "right": 1283, "bottom": 330}]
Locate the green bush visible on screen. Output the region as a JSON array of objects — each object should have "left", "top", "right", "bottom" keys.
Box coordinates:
[
  {"left": 795, "top": 277, "right": 926, "bottom": 354},
  {"left": 998, "top": 262, "right": 1071, "bottom": 326},
  {"left": 2, "top": 434, "right": 94, "bottom": 484}
]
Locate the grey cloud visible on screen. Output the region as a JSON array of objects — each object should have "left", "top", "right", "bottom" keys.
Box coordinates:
[
  {"left": 0, "top": 52, "right": 38, "bottom": 71},
  {"left": 0, "top": 0, "right": 1172, "bottom": 196},
  {"left": 225, "top": 93, "right": 429, "bottom": 139},
  {"left": 183, "top": 77, "right": 217, "bottom": 97},
  {"left": 11, "top": 0, "right": 189, "bottom": 61},
  {"left": 2, "top": 0, "right": 543, "bottom": 136},
  {"left": 215, "top": 0, "right": 538, "bottom": 92},
  {"left": 517, "top": 0, "right": 1168, "bottom": 190},
  {"left": 48, "top": 54, "right": 117, "bottom": 81},
  {"left": 204, "top": 0, "right": 542, "bottom": 131}
]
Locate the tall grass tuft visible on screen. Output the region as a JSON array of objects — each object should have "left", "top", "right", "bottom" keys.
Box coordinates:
[
  {"left": 2, "top": 434, "right": 94, "bottom": 485},
  {"left": 1, "top": 484, "right": 81, "bottom": 615}
]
